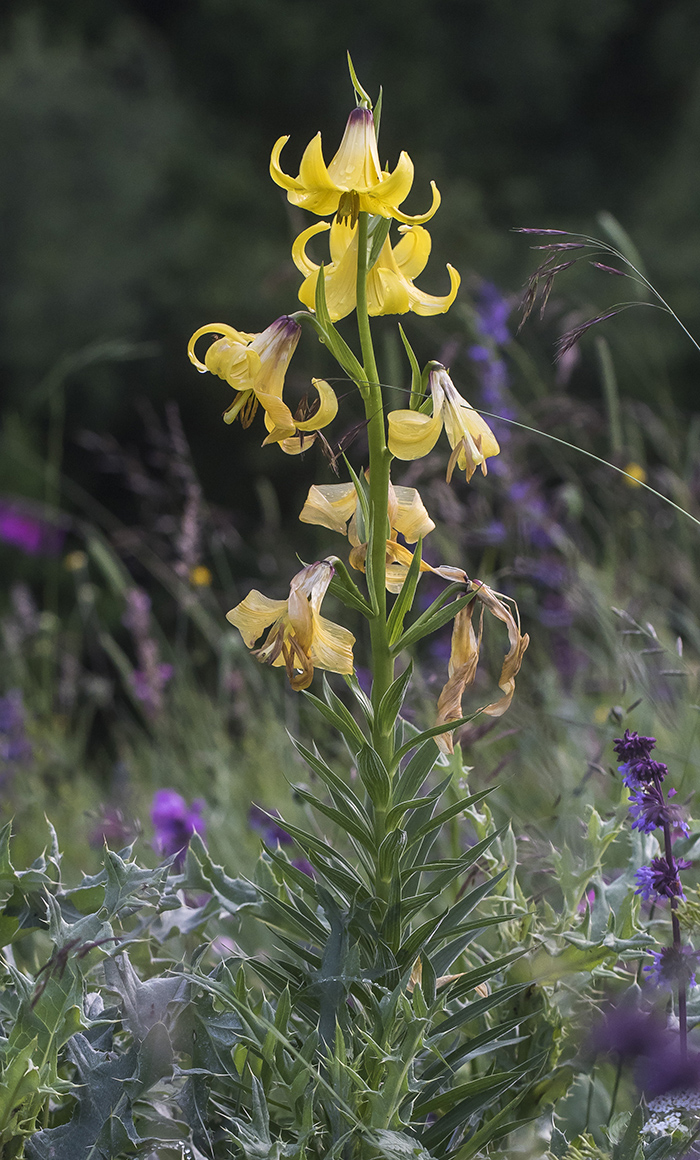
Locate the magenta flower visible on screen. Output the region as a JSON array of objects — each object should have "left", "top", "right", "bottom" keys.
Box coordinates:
[
  {"left": 0, "top": 504, "right": 65, "bottom": 556},
  {"left": 151, "top": 789, "right": 206, "bottom": 868}
]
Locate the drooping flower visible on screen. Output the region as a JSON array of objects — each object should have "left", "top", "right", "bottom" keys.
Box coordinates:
[
  {"left": 188, "top": 316, "right": 303, "bottom": 434},
  {"left": 270, "top": 106, "right": 440, "bottom": 226},
  {"left": 151, "top": 789, "right": 206, "bottom": 869},
  {"left": 292, "top": 218, "right": 459, "bottom": 321},
  {"left": 388, "top": 364, "right": 500, "bottom": 482},
  {"left": 435, "top": 582, "right": 529, "bottom": 754},
  {"left": 226, "top": 560, "right": 355, "bottom": 691}
]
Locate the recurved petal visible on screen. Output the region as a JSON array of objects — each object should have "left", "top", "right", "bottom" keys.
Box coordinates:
[
  {"left": 408, "top": 264, "right": 461, "bottom": 317},
  {"left": 270, "top": 135, "right": 305, "bottom": 193},
  {"left": 435, "top": 602, "right": 482, "bottom": 754},
  {"left": 259, "top": 392, "right": 297, "bottom": 444},
  {"left": 367, "top": 264, "right": 411, "bottom": 316},
  {"left": 291, "top": 222, "right": 329, "bottom": 276},
  {"left": 362, "top": 151, "right": 415, "bottom": 215},
  {"left": 472, "top": 583, "right": 529, "bottom": 717},
  {"left": 188, "top": 323, "right": 257, "bottom": 372},
  {"left": 392, "top": 486, "right": 436, "bottom": 542},
  {"left": 393, "top": 225, "right": 432, "bottom": 279},
  {"left": 295, "top": 379, "right": 338, "bottom": 433},
  {"left": 226, "top": 591, "right": 287, "bottom": 648},
  {"left": 387, "top": 408, "right": 444, "bottom": 461},
  {"left": 299, "top": 483, "right": 357, "bottom": 534},
  {"left": 382, "top": 178, "right": 441, "bottom": 226},
  {"left": 297, "top": 132, "right": 336, "bottom": 194},
  {"left": 277, "top": 433, "right": 318, "bottom": 455}
]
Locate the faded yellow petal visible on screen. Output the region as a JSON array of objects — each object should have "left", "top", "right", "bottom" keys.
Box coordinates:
[
  {"left": 226, "top": 591, "right": 288, "bottom": 648},
  {"left": 294, "top": 379, "right": 338, "bottom": 432},
  {"left": 326, "top": 107, "right": 383, "bottom": 190},
  {"left": 299, "top": 483, "right": 357, "bottom": 535},
  {"left": 309, "top": 615, "right": 355, "bottom": 674},
  {"left": 435, "top": 601, "right": 482, "bottom": 755},
  {"left": 393, "top": 225, "right": 432, "bottom": 279},
  {"left": 387, "top": 409, "right": 444, "bottom": 461},
  {"left": 392, "top": 486, "right": 436, "bottom": 542}
]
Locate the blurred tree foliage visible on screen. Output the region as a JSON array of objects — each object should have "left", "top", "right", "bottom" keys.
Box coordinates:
[{"left": 1, "top": 0, "right": 700, "bottom": 524}]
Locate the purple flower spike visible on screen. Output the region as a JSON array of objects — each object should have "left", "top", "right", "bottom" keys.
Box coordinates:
[
  {"left": 645, "top": 946, "right": 700, "bottom": 990},
  {"left": 613, "top": 730, "right": 657, "bottom": 763},
  {"left": 628, "top": 785, "right": 689, "bottom": 836},
  {"left": 151, "top": 789, "right": 206, "bottom": 868},
  {"left": 634, "top": 856, "right": 691, "bottom": 902}
]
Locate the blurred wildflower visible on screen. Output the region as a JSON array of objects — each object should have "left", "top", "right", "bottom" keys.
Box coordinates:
[
  {"left": 634, "top": 856, "right": 690, "bottom": 902},
  {"left": 388, "top": 364, "right": 500, "bottom": 483},
  {"left": 636, "top": 1042, "right": 700, "bottom": 1098},
  {"left": 0, "top": 502, "right": 65, "bottom": 556},
  {"left": 473, "top": 281, "right": 511, "bottom": 345},
  {"left": 123, "top": 589, "right": 173, "bottom": 717},
  {"left": 624, "top": 462, "right": 647, "bottom": 488},
  {"left": 291, "top": 857, "right": 315, "bottom": 877},
  {"left": 189, "top": 565, "right": 213, "bottom": 587},
  {"left": 292, "top": 218, "right": 459, "bottom": 320},
  {"left": 645, "top": 946, "right": 700, "bottom": 990},
  {"left": 270, "top": 105, "right": 440, "bottom": 225},
  {"left": 88, "top": 806, "right": 136, "bottom": 850},
  {"left": 589, "top": 998, "right": 666, "bottom": 1061},
  {"left": 188, "top": 316, "right": 302, "bottom": 432},
  {"left": 227, "top": 559, "right": 355, "bottom": 691},
  {"left": 64, "top": 550, "right": 88, "bottom": 572},
  {"left": 248, "top": 803, "right": 292, "bottom": 846},
  {"left": 435, "top": 582, "right": 529, "bottom": 754},
  {"left": 151, "top": 789, "right": 206, "bottom": 868},
  {"left": 0, "top": 689, "right": 32, "bottom": 773}
]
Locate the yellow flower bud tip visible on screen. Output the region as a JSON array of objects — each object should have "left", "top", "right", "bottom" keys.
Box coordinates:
[
  {"left": 623, "top": 462, "right": 646, "bottom": 488},
  {"left": 189, "top": 565, "right": 213, "bottom": 587},
  {"left": 64, "top": 550, "right": 88, "bottom": 572}
]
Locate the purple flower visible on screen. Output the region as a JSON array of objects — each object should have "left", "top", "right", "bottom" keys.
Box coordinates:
[
  {"left": 291, "top": 858, "right": 315, "bottom": 877},
  {"left": 0, "top": 504, "right": 65, "bottom": 556},
  {"left": 88, "top": 807, "right": 135, "bottom": 850},
  {"left": 248, "top": 803, "right": 292, "bottom": 846},
  {"left": 151, "top": 789, "right": 205, "bottom": 868},
  {"left": 645, "top": 946, "right": 700, "bottom": 990},
  {"left": 634, "top": 856, "right": 691, "bottom": 902},
  {"left": 613, "top": 730, "right": 657, "bottom": 763},
  {"left": 130, "top": 663, "right": 173, "bottom": 709},
  {"left": 0, "top": 689, "right": 32, "bottom": 769},
  {"left": 636, "top": 1042, "right": 700, "bottom": 1097},
  {"left": 590, "top": 1000, "right": 666, "bottom": 1060},
  {"left": 619, "top": 758, "right": 668, "bottom": 789},
  {"left": 474, "top": 282, "right": 511, "bottom": 345},
  {"left": 628, "top": 784, "right": 689, "bottom": 836}
]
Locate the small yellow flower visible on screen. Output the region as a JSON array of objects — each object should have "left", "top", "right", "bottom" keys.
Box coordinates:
[
  {"left": 188, "top": 315, "right": 301, "bottom": 434},
  {"left": 189, "top": 565, "right": 213, "bottom": 587},
  {"left": 270, "top": 106, "right": 440, "bottom": 225},
  {"left": 226, "top": 560, "right": 355, "bottom": 691},
  {"left": 388, "top": 364, "right": 500, "bottom": 483},
  {"left": 64, "top": 550, "right": 88, "bottom": 572},
  {"left": 435, "top": 582, "right": 529, "bottom": 754},
  {"left": 292, "top": 218, "right": 459, "bottom": 321},
  {"left": 623, "top": 462, "right": 646, "bottom": 488}
]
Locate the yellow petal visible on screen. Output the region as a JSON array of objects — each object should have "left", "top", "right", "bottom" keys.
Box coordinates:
[
  {"left": 326, "top": 107, "right": 383, "bottom": 191},
  {"left": 187, "top": 323, "right": 257, "bottom": 373},
  {"left": 291, "top": 221, "right": 329, "bottom": 277},
  {"left": 387, "top": 409, "right": 444, "bottom": 461},
  {"left": 299, "top": 483, "right": 357, "bottom": 534},
  {"left": 277, "top": 433, "right": 318, "bottom": 455},
  {"left": 408, "top": 263, "right": 461, "bottom": 317},
  {"left": 392, "top": 486, "right": 436, "bottom": 542},
  {"left": 362, "top": 151, "right": 415, "bottom": 216},
  {"left": 372, "top": 177, "right": 441, "bottom": 226},
  {"left": 309, "top": 615, "right": 355, "bottom": 674},
  {"left": 294, "top": 378, "right": 338, "bottom": 432},
  {"left": 269, "top": 135, "right": 305, "bottom": 194},
  {"left": 367, "top": 263, "right": 411, "bottom": 316},
  {"left": 226, "top": 591, "right": 288, "bottom": 648},
  {"left": 393, "top": 225, "right": 432, "bottom": 280}
]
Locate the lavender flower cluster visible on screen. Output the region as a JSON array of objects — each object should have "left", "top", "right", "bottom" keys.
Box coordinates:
[{"left": 613, "top": 730, "right": 691, "bottom": 903}]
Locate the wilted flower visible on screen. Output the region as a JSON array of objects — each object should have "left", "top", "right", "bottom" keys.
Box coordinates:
[
  {"left": 151, "top": 789, "right": 206, "bottom": 868},
  {"left": 292, "top": 218, "right": 459, "bottom": 320},
  {"left": 435, "top": 582, "right": 529, "bottom": 753},
  {"left": 227, "top": 560, "right": 355, "bottom": 691},
  {"left": 388, "top": 364, "right": 500, "bottom": 483},
  {"left": 270, "top": 105, "right": 440, "bottom": 225}
]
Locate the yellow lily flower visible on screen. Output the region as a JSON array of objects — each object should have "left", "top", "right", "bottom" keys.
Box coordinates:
[
  {"left": 226, "top": 559, "right": 355, "bottom": 691},
  {"left": 188, "top": 316, "right": 301, "bottom": 434},
  {"left": 262, "top": 378, "right": 339, "bottom": 454},
  {"left": 435, "top": 582, "right": 529, "bottom": 754},
  {"left": 387, "top": 364, "right": 500, "bottom": 483},
  {"left": 270, "top": 106, "right": 440, "bottom": 226},
  {"left": 292, "top": 218, "right": 460, "bottom": 321}
]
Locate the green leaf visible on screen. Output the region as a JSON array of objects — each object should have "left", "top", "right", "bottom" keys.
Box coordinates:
[
  {"left": 394, "top": 712, "right": 480, "bottom": 764},
  {"left": 394, "top": 740, "right": 438, "bottom": 799},
  {"left": 387, "top": 543, "right": 423, "bottom": 647},
  {"left": 303, "top": 687, "right": 366, "bottom": 753},
  {"left": 291, "top": 784, "right": 376, "bottom": 850},
  {"left": 376, "top": 661, "right": 414, "bottom": 736},
  {"left": 391, "top": 589, "right": 475, "bottom": 655},
  {"left": 398, "top": 324, "right": 424, "bottom": 411},
  {"left": 409, "top": 792, "right": 498, "bottom": 846},
  {"left": 180, "top": 831, "right": 260, "bottom": 917},
  {"left": 357, "top": 744, "right": 392, "bottom": 809},
  {"left": 329, "top": 559, "right": 375, "bottom": 618},
  {"left": 367, "top": 215, "right": 392, "bottom": 271},
  {"left": 288, "top": 736, "right": 372, "bottom": 828},
  {"left": 343, "top": 671, "right": 375, "bottom": 725},
  {"left": 313, "top": 266, "right": 367, "bottom": 385}
]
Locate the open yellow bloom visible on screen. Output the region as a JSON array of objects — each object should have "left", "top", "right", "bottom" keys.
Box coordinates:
[
  {"left": 226, "top": 560, "right": 354, "bottom": 691},
  {"left": 270, "top": 106, "right": 440, "bottom": 225},
  {"left": 388, "top": 364, "right": 500, "bottom": 483},
  {"left": 435, "top": 582, "right": 529, "bottom": 754},
  {"left": 292, "top": 218, "right": 460, "bottom": 321},
  {"left": 188, "top": 316, "right": 302, "bottom": 433},
  {"left": 261, "top": 378, "right": 339, "bottom": 454}
]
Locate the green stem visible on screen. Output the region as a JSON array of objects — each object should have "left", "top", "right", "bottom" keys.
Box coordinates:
[{"left": 356, "top": 211, "right": 394, "bottom": 857}]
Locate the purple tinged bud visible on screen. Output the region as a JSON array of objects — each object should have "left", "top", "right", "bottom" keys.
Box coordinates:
[{"left": 613, "top": 730, "right": 657, "bottom": 763}]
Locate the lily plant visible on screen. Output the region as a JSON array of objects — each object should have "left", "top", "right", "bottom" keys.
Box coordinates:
[{"left": 184, "top": 59, "right": 538, "bottom": 1160}]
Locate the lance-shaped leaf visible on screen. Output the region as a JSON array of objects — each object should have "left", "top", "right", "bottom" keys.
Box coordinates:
[
  {"left": 398, "top": 324, "right": 424, "bottom": 411},
  {"left": 313, "top": 266, "right": 367, "bottom": 386},
  {"left": 386, "top": 542, "right": 423, "bottom": 646},
  {"left": 391, "top": 587, "right": 476, "bottom": 654},
  {"left": 328, "top": 558, "right": 375, "bottom": 618},
  {"left": 376, "top": 660, "right": 414, "bottom": 736}
]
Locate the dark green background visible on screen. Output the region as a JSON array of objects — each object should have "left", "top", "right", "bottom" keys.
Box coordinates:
[{"left": 2, "top": 0, "right": 699, "bottom": 526}]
